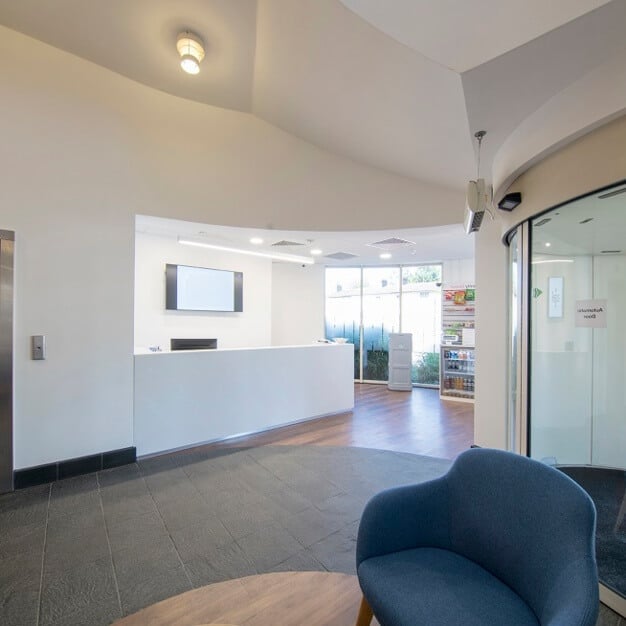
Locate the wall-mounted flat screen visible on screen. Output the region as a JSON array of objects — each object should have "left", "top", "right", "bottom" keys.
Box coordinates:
[{"left": 166, "top": 264, "right": 243, "bottom": 312}]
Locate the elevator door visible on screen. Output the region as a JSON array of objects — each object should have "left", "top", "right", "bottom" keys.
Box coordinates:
[{"left": 0, "top": 230, "right": 14, "bottom": 493}]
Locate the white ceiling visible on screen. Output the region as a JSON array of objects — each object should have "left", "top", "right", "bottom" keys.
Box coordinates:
[
  {"left": 2, "top": 0, "right": 621, "bottom": 196},
  {"left": 0, "top": 0, "right": 623, "bottom": 203},
  {"left": 136, "top": 215, "right": 475, "bottom": 266},
  {"left": 339, "top": 0, "right": 611, "bottom": 72}
]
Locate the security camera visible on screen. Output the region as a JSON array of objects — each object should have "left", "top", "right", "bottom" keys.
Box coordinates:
[
  {"left": 436, "top": 282, "right": 442, "bottom": 287},
  {"left": 301, "top": 264, "right": 307, "bottom": 268}
]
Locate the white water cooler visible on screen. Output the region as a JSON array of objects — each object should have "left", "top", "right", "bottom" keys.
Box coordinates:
[{"left": 387, "top": 333, "right": 413, "bottom": 391}]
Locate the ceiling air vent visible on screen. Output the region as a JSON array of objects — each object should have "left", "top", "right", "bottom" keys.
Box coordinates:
[
  {"left": 598, "top": 187, "right": 626, "bottom": 200},
  {"left": 368, "top": 237, "right": 415, "bottom": 249},
  {"left": 534, "top": 218, "right": 551, "bottom": 227},
  {"left": 325, "top": 252, "right": 358, "bottom": 260},
  {"left": 601, "top": 250, "right": 622, "bottom": 254},
  {"left": 579, "top": 218, "right": 593, "bottom": 224},
  {"left": 271, "top": 240, "right": 305, "bottom": 247}
]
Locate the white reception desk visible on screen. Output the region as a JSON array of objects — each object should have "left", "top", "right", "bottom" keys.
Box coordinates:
[{"left": 134, "top": 343, "right": 354, "bottom": 457}]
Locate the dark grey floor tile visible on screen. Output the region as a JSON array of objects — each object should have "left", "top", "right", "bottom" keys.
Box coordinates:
[
  {"left": 101, "top": 493, "right": 158, "bottom": 526},
  {"left": 46, "top": 506, "right": 105, "bottom": 541},
  {"left": 0, "top": 484, "right": 50, "bottom": 513},
  {"left": 40, "top": 557, "right": 117, "bottom": 625},
  {"left": 169, "top": 517, "right": 233, "bottom": 560},
  {"left": 99, "top": 478, "right": 150, "bottom": 501},
  {"left": 137, "top": 454, "right": 178, "bottom": 476},
  {"left": 148, "top": 479, "right": 199, "bottom": 506},
  {"left": 261, "top": 485, "right": 312, "bottom": 516},
  {"left": 184, "top": 541, "right": 257, "bottom": 587},
  {"left": 0, "top": 585, "right": 39, "bottom": 626},
  {"left": 156, "top": 496, "right": 214, "bottom": 531},
  {"left": 597, "top": 603, "right": 620, "bottom": 626},
  {"left": 0, "top": 521, "right": 46, "bottom": 559},
  {"left": 270, "top": 548, "right": 327, "bottom": 573},
  {"left": 307, "top": 522, "right": 359, "bottom": 574},
  {"left": 285, "top": 476, "right": 344, "bottom": 506},
  {"left": 0, "top": 551, "right": 42, "bottom": 587},
  {"left": 112, "top": 536, "right": 182, "bottom": 582},
  {"left": 277, "top": 506, "right": 346, "bottom": 548},
  {"left": 253, "top": 449, "right": 306, "bottom": 480},
  {"left": 215, "top": 496, "right": 275, "bottom": 540},
  {"left": 229, "top": 460, "right": 285, "bottom": 493},
  {"left": 236, "top": 523, "right": 303, "bottom": 572},
  {"left": 45, "top": 597, "right": 122, "bottom": 626},
  {"left": 314, "top": 492, "right": 367, "bottom": 524},
  {"left": 97, "top": 464, "right": 142, "bottom": 488},
  {"left": 118, "top": 564, "right": 191, "bottom": 616},
  {"left": 44, "top": 525, "right": 110, "bottom": 572},
  {"left": 50, "top": 473, "right": 98, "bottom": 497},
  {"left": 48, "top": 489, "right": 100, "bottom": 518},
  {"left": 0, "top": 495, "right": 49, "bottom": 530},
  {"left": 0, "top": 551, "right": 42, "bottom": 625},
  {"left": 106, "top": 511, "right": 168, "bottom": 551}
]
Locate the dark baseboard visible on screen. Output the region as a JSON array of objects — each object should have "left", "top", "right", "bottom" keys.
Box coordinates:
[{"left": 14, "top": 446, "right": 136, "bottom": 489}]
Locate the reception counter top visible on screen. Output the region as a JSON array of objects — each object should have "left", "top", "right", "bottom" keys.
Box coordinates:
[{"left": 134, "top": 343, "right": 354, "bottom": 456}]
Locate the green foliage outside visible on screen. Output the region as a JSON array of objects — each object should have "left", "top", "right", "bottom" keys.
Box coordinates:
[
  {"left": 412, "top": 351, "right": 440, "bottom": 385},
  {"left": 364, "top": 349, "right": 389, "bottom": 381},
  {"left": 402, "top": 265, "right": 442, "bottom": 284}
]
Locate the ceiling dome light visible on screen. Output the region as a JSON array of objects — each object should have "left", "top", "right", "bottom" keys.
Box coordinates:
[
  {"left": 250, "top": 237, "right": 264, "bottom": 245},
  {"left": 310, "top": 249, "right": 323, "bottom": 256},
  {"left": 380, "top": 253, "right": 392, "bottom": 260},
  {"left": 177, "top": 31, "right": 205, "bottom": 75}
]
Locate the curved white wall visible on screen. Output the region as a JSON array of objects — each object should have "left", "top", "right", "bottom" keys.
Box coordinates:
[
  {"left": 475, "top": 112, "right": 626, "bottom": 451},
  {"left": 492, "top": 52, "right": 626, "bottom": 200},
  {"left": 0, "top": 25, "right": 467, "bottom": 469}
]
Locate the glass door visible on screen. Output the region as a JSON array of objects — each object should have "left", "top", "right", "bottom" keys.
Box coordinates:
[
  {"left": 401, "top": 265, "right": 442, "bottom": 385},
  {"left": 527, "top": 185, "right": 626, "bottom": 467}
]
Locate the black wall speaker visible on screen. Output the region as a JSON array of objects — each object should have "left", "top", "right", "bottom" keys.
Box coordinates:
[{"left": 498, "top": 192, "right": 522, "bottom": 211}]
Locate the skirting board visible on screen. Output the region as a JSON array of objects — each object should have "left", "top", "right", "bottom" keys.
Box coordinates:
[{"left": 13, "top": 446, "right": 136, "bottom": 490}]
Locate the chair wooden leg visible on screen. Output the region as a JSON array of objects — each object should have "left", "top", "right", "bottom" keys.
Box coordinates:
[{"left": 355, "top": 595, "right": 373, "bottom": 626}]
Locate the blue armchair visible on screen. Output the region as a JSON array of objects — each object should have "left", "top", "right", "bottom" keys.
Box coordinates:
[{"left": 355, "top": 448, "right": 598, "bottom": 626}]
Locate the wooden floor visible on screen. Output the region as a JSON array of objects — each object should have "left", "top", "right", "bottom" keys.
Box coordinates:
[
  {"left": 113, "top": 572, "right": 379, "bottom": 626},
  {"left": 185, "top": 383, "right": 474, "bottom": 460}
]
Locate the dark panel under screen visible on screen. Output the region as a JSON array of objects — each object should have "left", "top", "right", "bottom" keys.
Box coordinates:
[{"left": 170, "top": 338, "right": 217, "bottom": 351}]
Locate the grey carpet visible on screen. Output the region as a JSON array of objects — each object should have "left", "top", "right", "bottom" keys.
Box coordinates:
[{"left": 0, "top": 445, "right": 623, "bottom": 626}]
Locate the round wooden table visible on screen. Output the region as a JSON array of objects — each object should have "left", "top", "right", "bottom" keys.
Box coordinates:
[{"left": 113, "top": 571, "right": 379, "bottom": 626}]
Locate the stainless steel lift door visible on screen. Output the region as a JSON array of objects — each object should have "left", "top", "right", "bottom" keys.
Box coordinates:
[{"left": 0, "top": 230, "right": 14, "bottom": 493}]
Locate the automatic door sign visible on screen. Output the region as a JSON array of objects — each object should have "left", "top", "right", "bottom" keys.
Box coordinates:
[{"left": 575, "top": 300, "right": 607, "bottom": 328}]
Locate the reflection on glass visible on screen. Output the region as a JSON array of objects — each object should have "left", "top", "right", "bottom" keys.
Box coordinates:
[
  {"left": 401, "top": 265, "right": 442, "bottom": 385},
  {"left": 325, "top": 268, "right": 361, "bottom": 378},
  {"left": 324, "top": 264, "right": 443, "bottom": 386},
  {"left": 362, "top": 267, "right": 400, "bottom": 381},
  {"left": 525, "top": 188, "right": 626, "bottom": 600}
]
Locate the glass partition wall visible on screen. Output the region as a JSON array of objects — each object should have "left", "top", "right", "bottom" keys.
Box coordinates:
[
  {"left": 325, "top": 265, "right": 441, "bottom": 385},
  {"left": 508, "top": 182, "right": 626, "bottom": 606}
]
